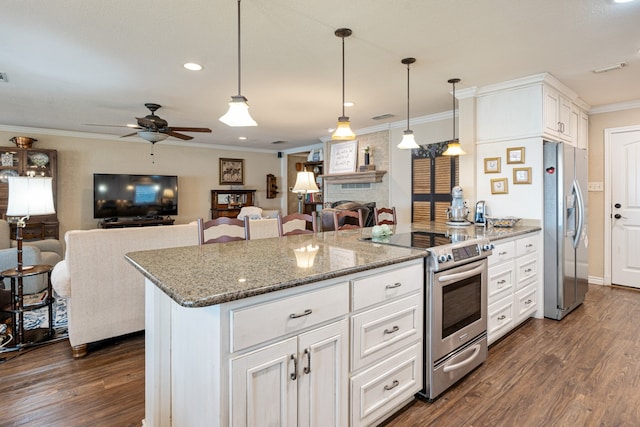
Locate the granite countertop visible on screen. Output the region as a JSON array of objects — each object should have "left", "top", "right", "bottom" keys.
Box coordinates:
[{"left": 125, "top": 222, "right": 540, "bottom": 308}]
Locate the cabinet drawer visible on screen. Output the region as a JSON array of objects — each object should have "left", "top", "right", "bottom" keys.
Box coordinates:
[
  {"left": 231, "top": 282, "right": 349, "bottom": 352},
  {"left": 515, "top": 283, "right": 537, "bottom": 322},
  {"left": 488, "top": 295, "right": 514, "bottom": 344},
  {"left": 516, "top": 252, "right": 538, "bottom": 289},
  {"left": 488, "top": 240, "right": 515, "bottom": 266},
  {"left": 488, "top": 262, "right": 514, "bottom": 303},
  {"left": 351, "top": 262, "right": 423, "bottom": 311},
  {"left": 351, "top": 343, "right": 421, "bottom": 427},
  {"left": 351, "top": 293, "right": 422, "bottom": 371},
  {"left": 516, "top": 235, "right": 538, "bottom": 256}
]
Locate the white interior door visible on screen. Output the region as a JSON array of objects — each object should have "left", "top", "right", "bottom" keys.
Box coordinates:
[{"left": 610, "top": 127, "right": 640, "bottom": 287}]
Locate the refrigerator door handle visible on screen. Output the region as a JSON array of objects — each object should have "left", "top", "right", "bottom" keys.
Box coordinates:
[{"left": 572, "top": 179, "right": 585, "bottom": 250}]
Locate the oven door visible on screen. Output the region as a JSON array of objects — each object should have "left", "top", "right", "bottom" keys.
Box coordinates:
[{"left": 431, "top": 258, "right": 487, "bottom": 362}]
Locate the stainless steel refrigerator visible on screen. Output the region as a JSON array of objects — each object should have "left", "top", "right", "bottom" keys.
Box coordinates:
[{"left": 543, "top": 141, "right": 589, "bottom": 320}]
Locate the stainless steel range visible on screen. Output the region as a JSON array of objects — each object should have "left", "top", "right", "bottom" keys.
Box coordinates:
[{"left": 365, "top": 229, "right": 492, "bottom": 400}]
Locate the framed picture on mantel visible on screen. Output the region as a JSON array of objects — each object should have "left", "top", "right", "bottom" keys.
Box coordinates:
[{"left": 328, "top": 140, "right": 358, "bottom": 174}]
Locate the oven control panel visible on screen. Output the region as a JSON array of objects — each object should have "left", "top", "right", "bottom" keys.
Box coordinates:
[{"left": 428, "top": 239, "right": 493, "bottom": 270}]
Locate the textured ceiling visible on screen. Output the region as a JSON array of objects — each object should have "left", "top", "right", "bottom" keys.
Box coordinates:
[{"left": 1, "top": 0, "right": 639, "bottom": 151}]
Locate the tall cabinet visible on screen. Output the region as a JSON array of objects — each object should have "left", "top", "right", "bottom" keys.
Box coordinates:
[{"left": 0, "top": 146, "right": 58, "bottom": 240}]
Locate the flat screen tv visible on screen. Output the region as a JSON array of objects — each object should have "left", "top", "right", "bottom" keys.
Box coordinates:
[{"left": 93, "top": 174, "right": 178, "bottom": 219}]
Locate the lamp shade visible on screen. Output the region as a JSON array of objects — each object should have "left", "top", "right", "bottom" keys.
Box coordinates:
[
  {"left": 397, "top": 130, "right": 420, "bottom": 150},
  {"left": 138, "top": 131, "right": 169, "bottom": 143},
  {"left": 219, "top": 97, "right": 257, "bottom": 127},
  {"left": 291, "top": 171, "right": 320, "bottom": 194},
  {"left": 331, "top": 117, "right": 356, "bottom": 141},
  {"left": 7, "top": 176, "right": 55, "bottom": 217},
  {"left": 442, "top": 140, "right": 466, "bottom": 156}
]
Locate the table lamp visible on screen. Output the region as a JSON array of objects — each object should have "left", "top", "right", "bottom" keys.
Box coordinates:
[
  {"left": 6, "top": 176, "right": 55, "bottom": 272},
  {"left": 291, "top": 171, "right": 319, "bottom": 214}
]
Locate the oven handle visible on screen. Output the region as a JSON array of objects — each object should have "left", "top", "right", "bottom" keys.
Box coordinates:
[
  {"left": 437, "top": 263, "right": 485, "bottom": 283},
  {"left": 442, "top": 344, "right": 482, "bottom": 373}
]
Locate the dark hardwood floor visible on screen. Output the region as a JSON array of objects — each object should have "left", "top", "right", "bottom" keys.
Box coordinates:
[{"left": 2, "top": 284, "right": 639, "bottom": 426}]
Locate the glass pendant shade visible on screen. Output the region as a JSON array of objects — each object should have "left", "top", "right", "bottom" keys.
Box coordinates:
[
  {"left": 219, "top": 95, "right": 257, "bottom": 127},
  {"left": 331, "top": 116, "right": 356, "bottom": 140},
  {"left": 397, "top": 130, "right": 419, "bottom": 149},
  {"left": 442, "top": 139, "right": 466, "bottom": 156},
  {"left": 138, "top": 131, "right": 169, "bottom": 143}
]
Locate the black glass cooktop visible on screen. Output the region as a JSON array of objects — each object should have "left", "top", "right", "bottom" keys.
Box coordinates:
[{"left": 364, "top": 231, "right": 469, "bottom": 250}]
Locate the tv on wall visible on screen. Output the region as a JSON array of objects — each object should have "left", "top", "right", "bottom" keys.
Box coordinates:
[{"left": 93, "top": 173, "right": 178, "bottom": 219}]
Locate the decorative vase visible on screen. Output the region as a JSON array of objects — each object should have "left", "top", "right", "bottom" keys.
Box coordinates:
[{"left": 10, "top": 136, "right": 38, "bottom": 148}]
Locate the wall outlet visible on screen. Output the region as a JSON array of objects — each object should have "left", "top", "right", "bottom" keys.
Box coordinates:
[{"left": 588, "top": 182, "right": 603, "bottom": 192}]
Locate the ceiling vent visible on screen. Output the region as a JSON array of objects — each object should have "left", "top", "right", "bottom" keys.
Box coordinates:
[
  {"left": 0, "top": 73, "right": 8, "bottom": 83},
  {"left": 371, "top": 113, "right": 395, "bottom": 121},
  {"left": 271, "top": 140, "right": 287, "bottom": 144}
]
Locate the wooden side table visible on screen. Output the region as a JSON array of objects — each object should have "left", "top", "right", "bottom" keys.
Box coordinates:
[{"left": 0, "top": 264, "right": 54, "bottom": 348}]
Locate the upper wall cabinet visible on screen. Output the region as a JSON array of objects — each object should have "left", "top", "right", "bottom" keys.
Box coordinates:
[{"left": 476, "top": 73, "right": 590, "bottom": 148}]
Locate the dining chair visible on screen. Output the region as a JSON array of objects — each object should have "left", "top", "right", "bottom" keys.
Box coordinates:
[
  {"left": 332, "top": 209, "right": 364, "bottom": 230},
  {"left": 197, "top": 217, "right": 250, "bottom": 244},
  {"left": 374, "top": 206, "right": 397, "bottom": 226},
  {"left": 277, "top": 212, "right": 317, "bottom": 236}
]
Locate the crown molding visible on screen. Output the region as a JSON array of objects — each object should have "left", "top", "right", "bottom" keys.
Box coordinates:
[{"left": 589, "top": 99, "right": 640, "bottom": 115}]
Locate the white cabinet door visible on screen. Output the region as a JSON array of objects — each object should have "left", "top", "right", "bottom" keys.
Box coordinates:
[
  {"left": 298, "top": 320, "right": 348, "bottom": 427},
  {"left": 558, "top": 96, "right": 573, "bottom": 142},
  {"left": 578, "top": 110, "right": 589, "bottom": 150},
  {"left": 231, "top": 337, "right": 298, "bottom": 427},
  {"left": 543, "top": 86, "right": 561, "bottom": 136}
]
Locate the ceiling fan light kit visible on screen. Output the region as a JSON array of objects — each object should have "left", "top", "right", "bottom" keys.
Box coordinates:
[
  {"left": 219, "top": 0, "right": 257, "bottom": 128},
  {"left": 442, "top": 78, "right": 466, "bottom": 156},
  {"left": 397, "top": 57, "right": 420, "bottom": 150},
  {"left": 138, "top": 131, "right": 169, "bottom": 143},
  {"left": 331, "top": 28, "right": 356, "bottom": 141}
]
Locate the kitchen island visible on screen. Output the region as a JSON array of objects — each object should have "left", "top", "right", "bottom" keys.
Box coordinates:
[{"left": 126, "top": 223, "right": 540, "bottom": 427}]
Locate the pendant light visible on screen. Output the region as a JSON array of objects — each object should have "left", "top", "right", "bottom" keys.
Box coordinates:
[
  {"left": 397, "top": 57, "right": 420, "bottom": 150},
  {"left": 219, "top": 0, "right": 257, "bottom": 127},
  {"left": 442, "top": 78, "right": 466, "bottom": 156},
  {"left": 331, "top": 28, "right": 356, "bottom": 141}
]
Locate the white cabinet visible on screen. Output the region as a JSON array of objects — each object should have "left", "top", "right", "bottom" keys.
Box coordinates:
[
  {"left": 230, "top": 320, "right": 348, "bottom": 427},
  {"left": 578, "top": 109, "right": 589, "bottom": 150},
  {"left": 476, "top": 73, "right": 589, "bottom": 146},
  {"left": 487, "top": 232, "right": 540, "bottom": 344},
  {"left": 349, "top": 262, "right": 423, "bottom": 427}
]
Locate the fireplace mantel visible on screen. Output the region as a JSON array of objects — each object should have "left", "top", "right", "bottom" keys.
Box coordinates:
[{"left": 320, "top": 170, "right": 387, "bottom": 184}]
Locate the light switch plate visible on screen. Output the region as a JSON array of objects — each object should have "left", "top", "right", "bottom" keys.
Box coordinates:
[{"left": 588, "top": 182, "right": 603, "bottom": 192}]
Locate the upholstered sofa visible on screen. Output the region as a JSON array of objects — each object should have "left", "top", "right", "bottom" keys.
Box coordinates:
[{"left": 51, "top": 223, "right": 200, "bottom": 358}]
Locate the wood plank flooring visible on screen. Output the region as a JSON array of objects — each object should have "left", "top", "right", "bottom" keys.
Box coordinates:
[{"left": 2, "top": 284, "right": 640, "bottom": 426}]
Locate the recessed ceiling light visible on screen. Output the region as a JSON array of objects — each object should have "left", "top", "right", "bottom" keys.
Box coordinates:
[
  {"left": 614, "top": 0, "right": 634, "bottom": 3},
  {"left": 239, "top": 136, "right": 247, "bottom": 140},
  {"left": 183, "top": 62, "right": 203, "bottom": 71},
  {"left": 344, "top": 101, "right": 355, "bottom": 107}
]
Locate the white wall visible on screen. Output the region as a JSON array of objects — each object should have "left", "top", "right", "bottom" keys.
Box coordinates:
[{"left": 0, "top": 129, "right": 283, "bottom": 238}]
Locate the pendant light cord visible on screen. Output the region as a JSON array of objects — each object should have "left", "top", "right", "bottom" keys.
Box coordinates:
[
  {"left": 341, "top": 34, "right": 346, "bottom": 118},
  {"left": 236, "top": 0, "right": 242, "bottom": 96},
  {"left": 406, "top": 62, "right": 410, "bottom": 131},
  {"left": 452, "top": 80, "right": 455, "bottom": 139}
]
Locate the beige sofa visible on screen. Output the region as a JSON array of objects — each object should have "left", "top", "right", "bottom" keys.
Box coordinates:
[{"left": 51, "top": 223, "right": 199, "bottom": 358}]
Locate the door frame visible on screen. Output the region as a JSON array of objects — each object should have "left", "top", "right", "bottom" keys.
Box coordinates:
[{"left": 603, "top": 124, "right": 640, "bottom": 286}]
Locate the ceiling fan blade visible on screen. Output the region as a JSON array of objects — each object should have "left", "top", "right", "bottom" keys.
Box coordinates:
[
  {"left": 120, "top": 132, "right": 139, "bottom": 138},
  {"left": 168, "top": 127, "right": 212, "bottom": 133},
  {"left": 85, "top": 123, "right": 141, "bottom": 129},
  {"left": 165, "top": 131, "right": 193, "bottom": 140}
]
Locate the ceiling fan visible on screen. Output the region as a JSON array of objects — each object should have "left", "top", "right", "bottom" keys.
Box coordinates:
[{"left": 91, "top": 103, "right": 212, "bottom": 143}]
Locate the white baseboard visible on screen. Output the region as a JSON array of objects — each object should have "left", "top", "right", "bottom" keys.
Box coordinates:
[{"left": 588, "top": 275, "right": 604, "bottom": 285}]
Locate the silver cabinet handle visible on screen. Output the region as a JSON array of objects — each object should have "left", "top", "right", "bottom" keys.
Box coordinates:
[
  {"left": 289, "top": 309, "right": 312, "bottom": 319},
  {"left": 524, "top": 268, "right": 533, "bottom": 273},
  {"left": 525, "top": 299, "right": 533, "bottom": 305},
  {"left": 290, "top": 354, "right": 298, "bottom": 381},
  {"left": 303, "top": 348, "right": 311, "bottom": 374},
  {"left": 384, "top": 326, "right": 400, "bottom": 335},
  {"left": 498, "top": 315, "right": 506, "bottom": 321},
  {"left": 385, "top": 282, "right": 402, "bottom": 289},
  {"left": 498, "top": 251, "right": 507, "bottom": 256},
  {"left": 384, "top": 380, "right": 399, "bottom": 391},
  {"left": 526, "top": 243, "right": 533, "bottom": 248},
  {"left": 497, "top": 279, "right": 506, "bottom": 285}
]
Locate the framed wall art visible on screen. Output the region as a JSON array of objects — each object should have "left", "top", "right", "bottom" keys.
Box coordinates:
[
  {"left": 219, "top": 158, "right": 245, "bottom": 185},
  {"left": 483, "top": 157, "right": 501, "bottom": 173},
  {"left": 328, "top": 140, "right": 358, "bottom": 174},
  {"left": 506, "top": 147, "right": 525, "bottom": 164},
  {"left": 490, "top": 177, "right": 509, "bottom": 194},
  {"left": 513, "top": 167, "right": 532, "bottom": 184}
]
